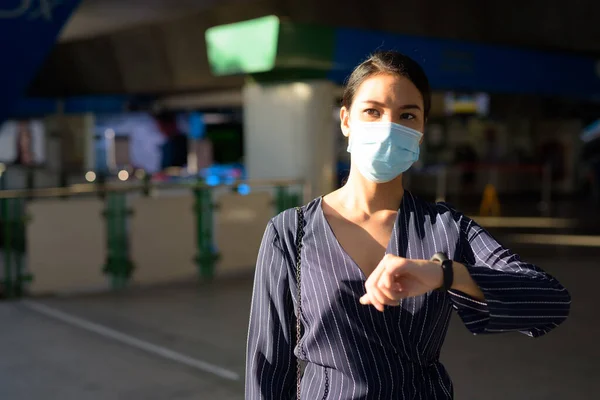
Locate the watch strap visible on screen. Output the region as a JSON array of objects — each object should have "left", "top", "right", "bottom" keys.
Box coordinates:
[{"left": 430, "top": 252, "right": 454, "bottom": 291}]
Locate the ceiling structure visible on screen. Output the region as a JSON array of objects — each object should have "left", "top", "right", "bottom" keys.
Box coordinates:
[
  {"left": 59, "top": 0, "right": 600, "bottom": 52},
  {"left": 59, "top": 0, "right": 245, "bottom": 42},
  {"left": 29, "top": 0, "right": 600, "bottom": 100}
]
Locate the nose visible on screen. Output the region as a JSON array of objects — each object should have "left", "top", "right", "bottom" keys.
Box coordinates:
[{"left": 381, "top": 114, "right": 393, "bottom": 123}]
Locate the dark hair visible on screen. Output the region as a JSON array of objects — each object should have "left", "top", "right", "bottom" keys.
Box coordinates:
[{"left": 342, "top": 51, "right": 431, "bottom": 119}]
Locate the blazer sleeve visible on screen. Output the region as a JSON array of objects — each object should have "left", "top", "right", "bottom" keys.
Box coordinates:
[
  {"left": 245, "top": 221, "right": 296, "bottom": 399},
  {"left": 446, "top": 211, "right": 571, "bottom": 338}
]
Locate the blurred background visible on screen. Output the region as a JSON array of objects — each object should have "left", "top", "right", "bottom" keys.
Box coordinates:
[{"left": 0, "top": 0, "right": 599, "bottom": 399}]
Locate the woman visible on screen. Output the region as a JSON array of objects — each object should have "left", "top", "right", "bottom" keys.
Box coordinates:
[{"left": 246, "top": 51, "right": 570, "bottom": 399}]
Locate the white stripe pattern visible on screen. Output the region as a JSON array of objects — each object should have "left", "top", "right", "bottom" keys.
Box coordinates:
[{"left": 245, "top": 191, "right": 570, "bottom": 399}]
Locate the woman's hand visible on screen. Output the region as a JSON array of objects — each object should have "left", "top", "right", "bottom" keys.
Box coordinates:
[{"left": 359, "top": 254, "right": 443, "bottom": 312}]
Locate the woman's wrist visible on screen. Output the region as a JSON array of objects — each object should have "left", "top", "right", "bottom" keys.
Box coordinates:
[
  {"left": 425, "top": 260, "right": 444, "bottom": 290},
  {"left": 450, "top": 262, "right": 485, "bottom": 301},
  {"left": 426, "top": 258, "right": 484, "bottom": 301}
]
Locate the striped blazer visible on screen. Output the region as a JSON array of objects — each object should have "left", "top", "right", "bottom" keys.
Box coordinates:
[{"left": 245, "top": 191, "right": 570, "bottom": 399}]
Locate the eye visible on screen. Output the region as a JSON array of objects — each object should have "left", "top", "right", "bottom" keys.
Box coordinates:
[
  {"left": 363, "top": 108, "right": 380, "bottom": 118},
  {"left": 400, "top": 113, "right": 416, "bottom": 120}
]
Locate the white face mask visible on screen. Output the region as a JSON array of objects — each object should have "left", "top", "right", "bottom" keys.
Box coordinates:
[{"left": 347, "top": 121, "right": 422, "bottom": 183}]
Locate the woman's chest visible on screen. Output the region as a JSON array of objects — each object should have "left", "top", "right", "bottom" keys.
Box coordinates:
[
  {"left": 298, "top": 215, "right": 461, "bottom": 335},
  {"left": 323, "top": 205, "right": 397, "bottom": 278}
]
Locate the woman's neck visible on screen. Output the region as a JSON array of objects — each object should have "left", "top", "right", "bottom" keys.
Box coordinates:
[{"left": 338, "top": 167, "right": 405, "bottom": 216}]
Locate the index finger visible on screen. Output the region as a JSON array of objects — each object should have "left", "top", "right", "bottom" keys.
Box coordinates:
[{"left": 361, "top": 255, "right": 396, "bottom": 309}]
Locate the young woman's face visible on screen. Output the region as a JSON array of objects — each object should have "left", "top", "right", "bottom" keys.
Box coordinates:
[{"left": 340, "top": 73, "right": 425, "bottom": 137}]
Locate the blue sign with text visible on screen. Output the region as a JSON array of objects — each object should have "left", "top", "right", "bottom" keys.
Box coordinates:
[
  {"left": 0, "top": 0, "right": 83, "bottom": 121},
  {"left": 329, "top": 28, "right": 600, "bottom": 100}
]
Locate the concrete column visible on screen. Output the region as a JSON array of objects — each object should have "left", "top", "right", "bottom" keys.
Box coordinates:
[
  {"left": 243, "top": 80, "right": 336, "bottom": 200},
  {"left": 82, "top": 113, "right": 96, "bottom": 172}
]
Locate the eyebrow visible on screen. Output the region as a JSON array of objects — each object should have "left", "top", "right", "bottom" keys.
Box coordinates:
[{"left": 360, "top": 100, "right": 422, "bottom": 111}]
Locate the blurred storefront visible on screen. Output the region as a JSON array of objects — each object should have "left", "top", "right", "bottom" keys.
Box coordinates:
[
  {"left": 204, "top": 16, "right": 600, "bottom": 200},
  {"left": 92, "top": 108, "right": 244, "bottom": 185},
  {"left": 2, "top": 15, "right": 599, "bottom": 201}
]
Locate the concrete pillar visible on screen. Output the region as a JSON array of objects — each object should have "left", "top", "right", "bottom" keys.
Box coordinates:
[
  {"left": 82, "top": 113, "right": 96, "bottom": 172},
  {"left": 243, "top": 80, "right": 336, "bottom": 200}
]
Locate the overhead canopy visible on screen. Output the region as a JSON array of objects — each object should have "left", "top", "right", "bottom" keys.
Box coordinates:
[
  {"left": 0, "top": 0, "right": 83, "bottom": 121},
  {"left": 206, "top": 16, "right": 600, "bottom": 100}
]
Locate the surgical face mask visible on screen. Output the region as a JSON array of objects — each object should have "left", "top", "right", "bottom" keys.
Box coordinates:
[{"left": 347, "top": 121, "right": 422, "bottom": 183}]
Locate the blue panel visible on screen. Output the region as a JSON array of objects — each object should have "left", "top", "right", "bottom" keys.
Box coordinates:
[
  {"left": 64, "top": 95, "right": 128, "bottom": 114},
  {"left": 10, "top": 97, "right": 58, "bottom": 117},
  {"left": 0, "top": 0, "right": 83, "bottom": 121},
  {"left": 329, "top": 29, "right": 600, "bottom": 100},
  {"left": 189, "top": 112, "right": 206, "bottom": 139}
]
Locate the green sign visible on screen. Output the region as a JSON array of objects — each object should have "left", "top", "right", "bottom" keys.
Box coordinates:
[
  {"left": 205, "top": 16, "right": 336, "bottom": 80},
  {"left": 205, "top": 15, "right": 280, "bottom": 76}
]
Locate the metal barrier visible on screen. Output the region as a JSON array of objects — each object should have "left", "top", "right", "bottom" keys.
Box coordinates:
[
  {"left": 103, "top": 192, "right": 133, "bottom": 290},
  {"left": 0, "top": 168, "right": 32, "bottom": 298},
  {"left": 194, "top": 186, "right": 218, "bottom": 280},
  {"left": 0, "top": 197, "right": 32, "bottom": 298},
  {"left": 0, "top": 177, "right": 306, "bottom": 297},
  {"left": 275, "top": 185, "right": 302, "bottom": 215}
]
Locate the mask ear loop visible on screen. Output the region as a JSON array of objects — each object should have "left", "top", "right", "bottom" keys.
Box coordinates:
[{"left": 346, "top": 121, "right": 353, "bottom": 152}]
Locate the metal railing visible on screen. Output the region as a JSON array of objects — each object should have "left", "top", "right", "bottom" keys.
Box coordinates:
[{"left": 0, "top": 175, "right": 306, "bottom": 298}]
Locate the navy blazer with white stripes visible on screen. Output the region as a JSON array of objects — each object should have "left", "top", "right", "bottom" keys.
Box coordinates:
[{"left": 246, "top": 191, "right": 570, "bottom": 399}]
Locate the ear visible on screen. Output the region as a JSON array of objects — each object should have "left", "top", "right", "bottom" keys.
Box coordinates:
[{"left": 340, "top": 106, "right": 351, "bottom": 137}]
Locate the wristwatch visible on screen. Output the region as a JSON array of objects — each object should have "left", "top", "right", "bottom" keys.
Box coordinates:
[{"left": 430, "top": 252, "right": 454, "bottom": 291}]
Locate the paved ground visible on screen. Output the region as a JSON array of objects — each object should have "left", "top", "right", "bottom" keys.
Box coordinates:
[{"left": 0, "top": 241, "right": 598, "bottom": 399}]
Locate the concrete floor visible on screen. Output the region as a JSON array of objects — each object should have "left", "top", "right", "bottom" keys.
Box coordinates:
[{"left": 0, "top": 244, "right": 598, "bottom": 400}]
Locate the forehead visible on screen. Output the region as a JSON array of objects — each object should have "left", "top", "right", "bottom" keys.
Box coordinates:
[{"left": 353, "top": 73, "right": 423, "bottom": 106}]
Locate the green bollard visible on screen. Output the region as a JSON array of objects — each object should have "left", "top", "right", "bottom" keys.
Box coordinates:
[
  {"left": 275, "top": 185, "right": 301, "bottom": 214},
  {"left": 103, "top": 192, "right": 134, "bottom": 290},
  {"left": 13, "top": 200, "right": 24, "bottom": 297},
  {"left": 142, "top": 172, "right": 151, "bottom": 197},
  {"left": 0, "top": 197, "right": 31, "bottom": 298},
  {"left": 290, "top": 192, "right": 301, "bottom": 209},
  {"left": 275, "top": 186, "right": 288, "bottom": 214},
  {"left": 0, "top": 170, "right": 9, "bottom": 298},
  {"left": 194, "top": 186, "right": 219, "bottom": 280},
  {"left": 58, "top": 170, "right": 69, "bottom": 200},
  {"left": 1, "top": 197, "right": 12, "bottom": 298},
  {"left": 25, "top": 167, "right": 34, "bottom": 201},
  {"left": 10, "top": 198, "right": 31, "bottom": 297}
]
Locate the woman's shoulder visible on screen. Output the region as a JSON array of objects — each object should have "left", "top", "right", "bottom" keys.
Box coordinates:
[
  {"left": 269, "top": 197, "right": 321, "bottom": 241},
  {"left": 404, "top": 190, "right": 466, "bottom": 224}
]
